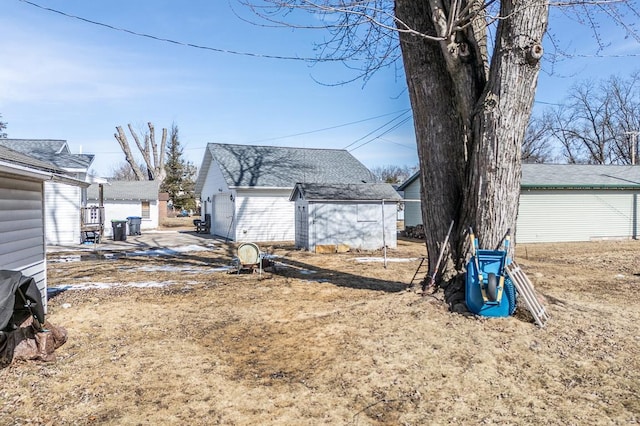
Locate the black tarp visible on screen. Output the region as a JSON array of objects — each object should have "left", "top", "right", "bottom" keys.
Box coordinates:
[{"left": 0, "top": 270, "right": 45, "bottom": 331}]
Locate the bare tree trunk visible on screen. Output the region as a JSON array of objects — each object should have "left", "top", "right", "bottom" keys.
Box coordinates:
[
  {"left": 114, "top": 126, "right": 146, "bottom": 180},
  {"left": 114, "top": 123, "right": 167, "bottom": 183},
  {"left": 396, "top": 0, "right": 548, "bottom": 307}
]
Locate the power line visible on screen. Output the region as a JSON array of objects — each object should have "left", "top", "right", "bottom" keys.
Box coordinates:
[
  {"left": 348, "top": 115, "right": 413, "bottom": 153},
  {"left": 245, "top": 109, "right": 411, "bottom": 144},
  {"left": 343, "top": 110, "right": 412, "bottom": 150},
  {"left": 16, "top": 0, "right": 332, "bottom": 62}
]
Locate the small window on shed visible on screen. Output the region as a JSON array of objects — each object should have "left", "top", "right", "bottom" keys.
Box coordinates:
[
  {"left": 357, "top": 204, "right": 379, "bottom": 222},
  {"left": 141, "top": 201, "right": 150, "bottom": 219}
]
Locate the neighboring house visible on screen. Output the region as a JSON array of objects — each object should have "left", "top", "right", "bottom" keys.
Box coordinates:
[
  {"left": 518, "top": 164, "right": 640, "bottom": 243},
  {"left": 195, "top": 143, "right": 376, "bottom": 242},
  {"left": 399, "top": 164, "right": 640, "bottom": 243},
  {"left": 290, "top": 183, "right": 402, "bottom": 251},
  {"left": 87, "top": 181, "right": 160, "bottom": 236},
  {"left": 0, "top": 146, "right": 88, "bottom": 312},
  {"left": 0, "top": 139, "right": 95, "bottom": 245}
]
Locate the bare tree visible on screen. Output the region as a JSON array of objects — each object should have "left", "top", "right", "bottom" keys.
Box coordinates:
[
  {"left": 522, "top": 114, "right": 554, "bottom": 164},
  {"left": 371, "top": 164, "right": 418, "bottom": 183},
  {"left": 109, "top": 161, "right": 149, "bottom": 181},
  {"left": 114, "top": 122, "right": 167, "bottom": 182},
  {"left": 241, "top": 1, "right": 639, "bottom": 306},
  {"left": 543, "top": 72, "right": 640, "bottom": 164}
]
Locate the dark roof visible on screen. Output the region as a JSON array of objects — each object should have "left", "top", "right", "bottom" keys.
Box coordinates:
[
  {"left": 522, "top": 164, "right": 640, "bottom": 188},
  {"left": 291, "top": 183, "right": 402, "bottom": 201},
  {"left": 0, "top": 145, "right": 67, "bottom": 174},
  {"left": 87, "top": 181, "right": 160, "bottom": 201},
  {"left": 397, "top": 164, "right": 640, "bottom": 192},
  {"left": 0, "top": 139, "right": 93, "bottom": 171},
  {"left": 196, "top": 143, "right": 376, "bottom": 192}
]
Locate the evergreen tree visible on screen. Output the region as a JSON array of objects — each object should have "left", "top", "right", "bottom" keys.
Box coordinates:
[
  {"left": 0, "top": 114, "right": 7, "bottom": 138},
  {"left": 160, "top": 124, "right": 197, "bottom": 212}
]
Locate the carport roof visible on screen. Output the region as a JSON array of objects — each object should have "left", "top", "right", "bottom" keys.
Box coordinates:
[
  {"left": 290, "top": 182, "right": 402, "bottom": 201},
  {"left": 87, "top": 180, "right": 160, "bottom": 201}
]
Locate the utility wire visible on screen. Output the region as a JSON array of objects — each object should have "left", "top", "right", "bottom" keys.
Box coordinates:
[
  {"left": 343, "top": 110, "right": 412, "bottom": 150},
  {"left": 16, "top": 0, "right": 332, "bottom": 61},
  {"left": 348, "top": 115, "right": 413, "bottom": 153},
  {"left": 245, "top": 109, "right": 411, "bottom": 144}
]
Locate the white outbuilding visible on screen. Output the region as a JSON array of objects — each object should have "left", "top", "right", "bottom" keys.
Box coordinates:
[{"left": 290, "top": 182, "right": 402, "bottom": 252}]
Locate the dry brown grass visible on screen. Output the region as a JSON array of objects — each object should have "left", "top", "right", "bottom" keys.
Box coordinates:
[{"left": 2, "top": 239, "right": 640, "bottom": 425}]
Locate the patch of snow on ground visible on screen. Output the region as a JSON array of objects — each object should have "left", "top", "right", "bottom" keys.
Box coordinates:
[
  {"left": 134, "top": 265, "right": 234, "bottom": 273},
  {"left": 354, "top": 257, "right": 419, "bottom": 263},
  {"left": 48, "top": 281, "right": 177, "bottom": 293},
  {"left": 126, "top": 245, "right": 210, "bottom": 256}
]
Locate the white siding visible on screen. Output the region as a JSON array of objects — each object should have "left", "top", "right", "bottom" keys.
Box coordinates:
[
  {"left": 0, "top": 175, "right": 48, "bottom": 312},
  {"left": 200, "top": 161, "right": 229, "bottom": 223},
  {"left": 402, "top": 179, "right": 423, "bottom": 227},
  {"left": 517, "top": 189, "right": 639, "bottom": 243},
  {"left": 234, "top": 189, "right": 294, "bottom": 242},
  {"left": 99, "top": 200, "right": 159, "bottom": 237},
  {"left": 44, "top": 181, "right": 81, "bottom": 245},
  {"left": 213, "top": 192, "right": 235, "bottom": 239},
  {"left": 308, "top": 201, "right": 398, "bottom": 250}
]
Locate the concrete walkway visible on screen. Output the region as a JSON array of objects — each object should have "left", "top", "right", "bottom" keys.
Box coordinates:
[{"left": 47, "top": 230, "right": 225, "bottom": 253}]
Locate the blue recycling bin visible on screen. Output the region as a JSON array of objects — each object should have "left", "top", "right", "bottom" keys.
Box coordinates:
[{"left": 127, "top": 216, "right": 142, "bottom": 236}]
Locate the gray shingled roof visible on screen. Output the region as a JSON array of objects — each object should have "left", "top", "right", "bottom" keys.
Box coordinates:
[
  {"left": 522, "top": 164, "right": 640, "bottom": 188},
  {"left": 291, "top": 183, "right": 402, "bottom": 201},
  {"left": 87, "top": 181, "right": 160, "bottom": 201},
  {"left": 0, "top": 139, "right": 93, "bottom": 170},
  {"left": 0, "top": 145, "right": 67, "bottom": 174},
  {"left": 198, "top": 143, "right": 376, "bottom": 191}
]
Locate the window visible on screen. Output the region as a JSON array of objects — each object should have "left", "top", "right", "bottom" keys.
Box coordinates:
[{"left": 141, "top": 201, "right": 150, "bottom": 219}]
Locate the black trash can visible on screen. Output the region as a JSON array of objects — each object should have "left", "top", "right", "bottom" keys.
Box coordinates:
[
  {"left": 111, "top": 219, "right": 127, "bottom": 241},
  {"left": 127, "top": 216, "right": 142, "bottom": 235}
]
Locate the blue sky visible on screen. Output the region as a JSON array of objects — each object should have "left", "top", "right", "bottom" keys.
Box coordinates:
[{"left": 1, "top": 1, "right": 639, "bottom": 176}]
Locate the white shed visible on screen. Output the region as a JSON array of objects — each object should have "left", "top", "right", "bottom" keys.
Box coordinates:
[
  {"left": 0, "top": 146, "right": 87, "bottom": 312},
  {"left": 195, "top": 143, "right": 377, "bottom": 243},
  {"left": 290, "top": 183, "right": 402, "bottom": 251},
  {"left": 87, "top": 181, "right": 160, "bottom": 237}
]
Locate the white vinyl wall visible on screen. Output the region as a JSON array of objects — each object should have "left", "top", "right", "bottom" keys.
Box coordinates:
[
  {"left": 517, "top": 189, "right": 639, "bottom": 243},
  {"left": 295, "top": 200, "right": 398, "bottom": 251},
  {"left": 0, "top": 174, "right": 48, "bottom": 312},
  {"left": 44, "top": 181, "right": 81, "bottom": 245},
  {"left": 402, "top": 178, "right": 423, "bottom": 227},
  {"left": 99, "top": 200, "right": 159, "bottom": 237}
]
